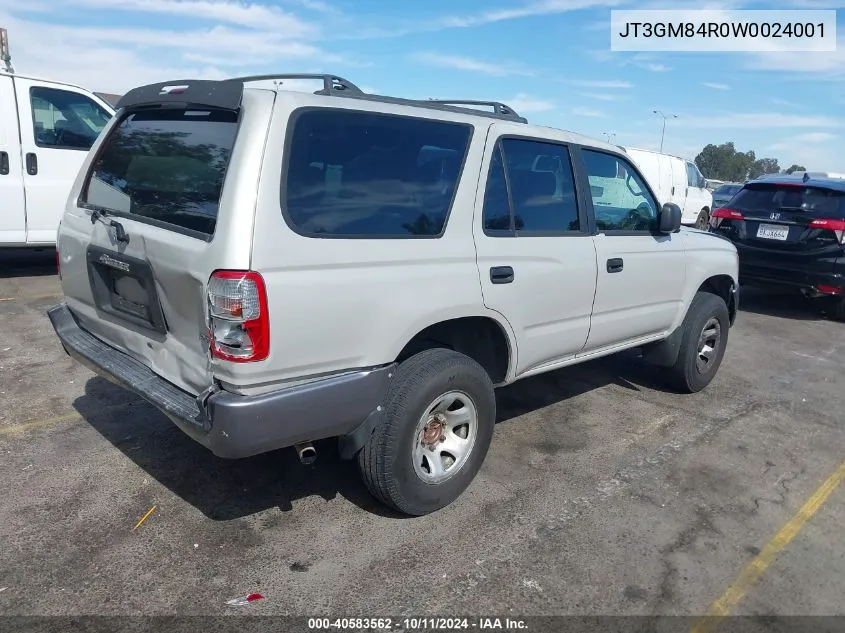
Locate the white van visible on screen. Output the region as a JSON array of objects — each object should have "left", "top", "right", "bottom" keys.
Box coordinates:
[
  {"left": 623, "top": 147, "right": 713, "bottom": 230},
  {"left": 1, "top": 70, "right": 115, "bottom": 246}
]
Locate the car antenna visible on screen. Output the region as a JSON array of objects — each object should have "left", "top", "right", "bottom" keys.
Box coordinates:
[{"left": 0, "top": 28, "right": 14, "bottom": 74}]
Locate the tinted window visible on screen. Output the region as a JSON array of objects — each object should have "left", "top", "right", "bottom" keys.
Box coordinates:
[
  {"left": 30, "top": 87, "right": 112, "bottom": 150},
  {"left": 82, "top": 109, "right": 238, "bottom": 237},
  {"left": 284, "top": 109, "right": 471, "bottom": 237},
  {"left": 714, "top": 184, "right": 742, "bottom": 196},
  {"left": 582, "top": 150, "right": 658, "bottom": 232},
  {"left": 482, "top": 138, "right": 580, "bottom": 235},
  {"left": 731, "top": 184, "right": 845, "bottom": 219}
]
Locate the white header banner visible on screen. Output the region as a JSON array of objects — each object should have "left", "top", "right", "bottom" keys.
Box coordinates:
[{"left": 610, "top": 9, "right": 837, "bottom": 52}]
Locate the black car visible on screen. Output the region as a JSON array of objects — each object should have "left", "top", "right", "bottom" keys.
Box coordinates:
[
  {"left": 711, "top": 183, "right": 743, "bottom": 209},
  {"left": 709, "top": 174, "right": 845, "bottom": 320}
]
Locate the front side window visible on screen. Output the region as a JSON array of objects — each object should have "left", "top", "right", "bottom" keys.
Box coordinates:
[
  {"left": 481, "top": 137, "right": 581, "bottom": 236},
  {"left": 82, "top": 108, "right": 238, "bottom": 237},
  {"left": 582, "top": 150, "right": 658, "bottom": 232},
  {"left": 30, "top": 87, "right": 112, "bottom": 150},
  {"left": 283, "top": 109, "right": 472, "bottom": 237}
]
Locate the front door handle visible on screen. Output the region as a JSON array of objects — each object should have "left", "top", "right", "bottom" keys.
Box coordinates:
[
  {"left": 490, "top": 266, "right": 514, "bottom": 284},
  {"left": 0, "top": 151, "right": 9, "bottom": 175},
  {"left": 25, "top": 153, "right": 38, "bottom": 176},
  {"left": 607, "top": 258, "right": 624, "bottom": 273}
]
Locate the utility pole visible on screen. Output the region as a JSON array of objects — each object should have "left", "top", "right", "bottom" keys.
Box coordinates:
[
  {"left": 652, "top": 110, "right": 678, "bottom": 152},
  {"left": 0, "top": 28, "right": 13, "bottom": 73}
]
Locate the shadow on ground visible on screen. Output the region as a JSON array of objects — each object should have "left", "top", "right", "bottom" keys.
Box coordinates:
[
  {"left": 738, "top": 285, "right": 835, "bottom": 322},
  {"left": 0, "top": 248, "right": 58, "bottom": 279},
  {"left": 73, "top": 351, "right": 669, "bottom": 521}
]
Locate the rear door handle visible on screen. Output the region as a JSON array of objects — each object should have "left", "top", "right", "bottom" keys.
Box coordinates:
[
  {"left": 490, "top": 266, "right": 514, "bottom": 284},
  {"left": 607, "top": 258, "right": 624, "bottom": 273},
  {"left": 0, "top": 151, "right": 8, "bottom": 175},
  {"left": 25, "top": 153, "right": 38, "bottom": 176}
]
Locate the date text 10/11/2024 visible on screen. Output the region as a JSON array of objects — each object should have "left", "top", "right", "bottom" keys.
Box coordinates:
[{"left": 307, "top": 617, "right": 529, "bottom": 630}]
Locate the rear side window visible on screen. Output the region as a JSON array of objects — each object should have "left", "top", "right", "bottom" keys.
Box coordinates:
[
  {"left": 731, "top": 184, "right": 845, "bottom": 218},
  {"left": 283, "top": 109, "right": 472, "bottom": 237},
  {"left": 82, "top": 109, "right": 238, "bottom": 238}
]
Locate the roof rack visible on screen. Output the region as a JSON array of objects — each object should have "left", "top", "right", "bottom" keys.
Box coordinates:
[
  {"left": 422, "top": 99, "right": 526, "bottom": 123},
  {"left": 227, "top": 73, "right": 364, "bottom": 96}
]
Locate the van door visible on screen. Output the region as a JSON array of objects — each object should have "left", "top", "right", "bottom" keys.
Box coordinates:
[
  {"left": 0, "top": 75, "right": 26, "bottom": 245},
  {"left": 14, "top": 77, "right": 113, "bottom": 244},
  {"left": 669, "top": 157, "right": 689, "bottom": 214}
]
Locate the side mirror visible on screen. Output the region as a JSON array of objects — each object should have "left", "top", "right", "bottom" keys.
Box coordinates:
[{"left": 659, "top": 202, "right": 682, "bottom": 234}]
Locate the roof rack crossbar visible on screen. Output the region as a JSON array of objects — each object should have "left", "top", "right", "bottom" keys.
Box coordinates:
[
  {"left": 423, "top": 99, "right": 526, "bottom": 123},
  {"left": 227, "top": 73, "right": 364, "bottom": 95}
]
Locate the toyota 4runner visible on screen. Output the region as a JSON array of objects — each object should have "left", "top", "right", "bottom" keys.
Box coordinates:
[{"left": 48, "top": 74, "right": 739, "bottom": 516}]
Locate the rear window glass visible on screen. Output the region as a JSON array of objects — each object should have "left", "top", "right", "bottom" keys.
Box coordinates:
[
  {"left": 731, "top": 184, "right": 845, "bottom": 218},
  {"left": 283, "top": 109, "right": 472, "bottom": 237},
  {"left": 714, "top": 184, "right": 741, "bottom": 196},
  {"left": 82, "top": 109, "right": 238, "bottom": 237}
]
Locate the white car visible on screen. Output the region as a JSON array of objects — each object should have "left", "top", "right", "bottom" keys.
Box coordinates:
[
  {"left": 49, "top": 74, "right": 739, "bottom": 516},
  {"left": 623, "top": 147, "right": 713, "bottom": 230},
  {"left": 1, "top": 69, "right": 115, "bottom": 246}
]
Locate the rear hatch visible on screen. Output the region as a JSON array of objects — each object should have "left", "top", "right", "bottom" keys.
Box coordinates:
[
  {"left": 57, "top": 82, "right": 266, "bottom": 395},
  {"left": 710, "top": 181, "right": 845, "bottom": 276}
]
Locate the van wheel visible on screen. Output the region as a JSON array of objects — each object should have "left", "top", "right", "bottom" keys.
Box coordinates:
[
  {"left": 358, "top": 348, "right": 495, "bottom": 516},
  {"left": 695, "top": 209, "right": 710, "bottom": 231},
  {"left": 664, "top": 291, "right": 730, "bottom": 393}
]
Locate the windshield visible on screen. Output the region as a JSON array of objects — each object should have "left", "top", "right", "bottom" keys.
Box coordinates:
[
  {"left": 715, "top": 184, "right": 741, "bottom": 196},
  {"left": 81, "top": 108, "right": 238, "bottom": 237},
  {"left": 730, "top": 184, "right": 845, "bottom": 218}
]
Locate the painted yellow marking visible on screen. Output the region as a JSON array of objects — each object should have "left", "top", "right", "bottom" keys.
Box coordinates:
[
  {"left": 691, "top": 461, "right": 845, "bottom": 633},
  {"left": 133, "top": 505, "right": 157, "bottom": 530},
  {"left": 0, "top": 293, "right": 62, "bottom": 302},
  {"left": 0, "top": 401, "right": 136, "bottom": 435}
]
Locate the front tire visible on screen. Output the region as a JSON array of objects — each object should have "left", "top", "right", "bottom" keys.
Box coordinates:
[
  {"left": 358, "top": 349, "right": 496, "bottom": 516},
  {"left": 664, "top": 291, "right": 730, "bottom": 393}
]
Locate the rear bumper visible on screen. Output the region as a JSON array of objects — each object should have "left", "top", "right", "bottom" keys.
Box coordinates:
[
  {"left": 47, "top": 303, "right": 394, "bottom": 459},
  {"left": 739, "top": 261, "right": 844, "bottom": 294}
]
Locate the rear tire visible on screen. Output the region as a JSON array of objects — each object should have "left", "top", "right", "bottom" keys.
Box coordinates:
[
  {"left": 664, "top": 291, "right": 730, "bottom": 393},
  {"left": 358, "top": 348, "right": 496, "bottom": 516},
  {"left": 695, "top": 209, "right": 710, "bottom": 231}
]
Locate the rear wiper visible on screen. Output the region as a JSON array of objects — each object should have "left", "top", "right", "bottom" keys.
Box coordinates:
[
  {"left": 89, "top": 206, "right": 130, "bottom": 245},
  {"left": 777, "top": 206, "right": 806, "bottom": 212}
]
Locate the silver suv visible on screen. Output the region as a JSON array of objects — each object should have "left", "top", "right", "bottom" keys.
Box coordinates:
[{"left": 49, "top": 74, "right": 739, "bottom": 516}]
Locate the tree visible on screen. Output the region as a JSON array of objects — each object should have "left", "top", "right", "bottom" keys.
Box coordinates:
[
  {"left": 748, "top": 157, "right": 780, "bottom": 180},
  {"left": 784, "top": 164, "right": 806, "bottom": 174},
  {"left": 695, "top": 142, "right": 757, "bottom": 182}
]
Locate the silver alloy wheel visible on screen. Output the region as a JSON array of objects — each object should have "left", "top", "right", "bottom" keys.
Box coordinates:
[
  {"left": 412, "top": 390, "right": 478, "bottom": 484},
  {"left": 696, "top": 316, "right": 722, "bottom": 374}
]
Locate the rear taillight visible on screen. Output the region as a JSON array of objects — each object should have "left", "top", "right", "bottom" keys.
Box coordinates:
[
  {"left": 207, "top": 270, "right": 269, "bottom": 362},
  {"left": 808, "top": 218, "right": 845, "bottom": 244},
  {"left": 710, "top": 208, "right": 744, "bottom": 229}
]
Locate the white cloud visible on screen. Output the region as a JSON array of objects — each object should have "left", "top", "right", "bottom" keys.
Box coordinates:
[
  {"left": 770, "top": 98, "right": 802, "bottom": 108},
  {"left": 568, "top": 79, "right": 633, "bottom": 89},
  {"left": 436, "top": 0, "right": 626, "bottom": 29},
  {"left": 411, "top": 52, "right": 533, "bottom": 77},
  {"left": 745, "top": 37, "right": 845, "bottom": 79},
  {"left": 506, "top": 94, "right": 557, "bottom": 113},
  {"left": 766, "top": 131, "right": 837, "bottom": 151},
  {"left": 580, "top": 92, "right": 628, "bottom": 101},
  {"left": 703, "top": 82, "right": 730, "bottom": 90},
  {"left": 683, "top": 112, "right": 845, "bottom": 129},
  {"left": 572, "top": 107, "right": 607, "bottom": 118}
]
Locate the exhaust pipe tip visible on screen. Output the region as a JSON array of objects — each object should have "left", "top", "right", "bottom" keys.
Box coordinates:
[{"left": 295, "top": 442, "right": 317, "bottom": 465}]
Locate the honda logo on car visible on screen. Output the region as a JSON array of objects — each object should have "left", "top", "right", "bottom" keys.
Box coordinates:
[
  {"left": 98, "top": 254, "right": 131, "bottom": 272},
  {"left": 159, "top": 84, "right": 189, "bottom": 95},
  {"left": 770, "top": 212, "right": 781, "bottom": 220}
]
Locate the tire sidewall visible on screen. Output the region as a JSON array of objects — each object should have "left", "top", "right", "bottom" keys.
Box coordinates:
[
  {"left": 388, "top": 357, "right": 495, "bottom": 515},
  {"left": 679, "top": 293, "right": 730, "bottom": 391}
]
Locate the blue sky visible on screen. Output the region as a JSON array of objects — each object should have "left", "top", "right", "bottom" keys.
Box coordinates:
[{"left": 1, "top": 0, "right": 843, "bottom": 170}]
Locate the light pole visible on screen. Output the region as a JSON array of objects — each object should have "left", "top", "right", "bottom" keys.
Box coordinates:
[
  {"left": 602, "top": 131, "right": 616, "bottom": 144},
  {"left": 652, "top": 110, "right": 678, "bottom": 152}
]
